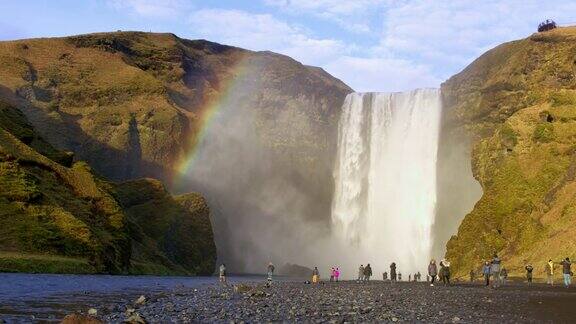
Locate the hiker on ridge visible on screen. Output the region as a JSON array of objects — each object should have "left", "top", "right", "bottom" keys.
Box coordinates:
[
  {"left": 364, "top": 263, "right": 373, "bottom": 281},
  {"left": 358, "top": 264, "right": 365, "bottom": 282},
  {"left": 560, "top": 257, "right": 572, "bottom": 288},
  {"left": 390, "top": 262, "right": 397, "bottom": 282}
]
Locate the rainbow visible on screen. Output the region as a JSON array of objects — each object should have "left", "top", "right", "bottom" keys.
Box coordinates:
[{"left": 172, "top": 53, "right": 252, "bottom": 189}]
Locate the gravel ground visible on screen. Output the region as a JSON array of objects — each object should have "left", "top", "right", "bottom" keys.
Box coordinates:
[{"left": 98, "top": 280, "right": 576, "bottom": 323}]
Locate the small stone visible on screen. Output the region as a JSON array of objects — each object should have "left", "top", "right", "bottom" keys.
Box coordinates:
[{"left": 135, "top": 295, "right": 147, "bottom": 305}]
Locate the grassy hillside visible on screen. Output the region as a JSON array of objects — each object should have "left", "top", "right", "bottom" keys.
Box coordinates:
[
  {"left": 0, "top": 101, "right": 215, "bottom": 275},
  {"left": 442, "top": 27, "right": 576, "bottom": 278}
]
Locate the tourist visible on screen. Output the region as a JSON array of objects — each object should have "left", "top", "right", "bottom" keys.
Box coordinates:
[
  {"left": 409, "top": 274, "right": 412, "bottom": 282},
  {"left": 267, "top": 262, "right": 275, "bottom": 283},
  {"left": 219, "top": 263, "right": 227, "bottom": 285},
  {"left": 525, "top": 263, "right": 534, "bottom": 284},
  {"left": 545, "top": 259, "right": 554, "bottom": 285},
  {"left": 428, "top": 259, "right": 438, "bottom": 286},
  {"left": 417, "top": 272, "right": 421, "bottom": 282},
  {"left": 390, "top": 263, "right": 397, "bottom": 282},
  {"left": 491, "top": 254, "right": 502, "bottom": 288},
  {"left": 383, "top": 271, "right": 388, "bottom": 281},
  {"left": 312, "top": 267, "right": 320, "bottom": 284},
  {"left": 440, "top": 259, "right": 451, "bottom": 286},
  {"left": 364, "top": 263, "right": 373, "bottom": 281},
  {"left": 560, "top": 257, "right": 572, "bottom": 288},
  {"left": 335, "top": 267, "right": 340, "bottom": 282},
  {"left": 398, "top": 273, "right": 402, "bottom": 281},
  {"left": 330, "top": 267, "right": 335, "bottom": 282},
  {"left": 482, "top": 261, "right": 491, "bottom": 286},
  {"left": 358, "top": 264, "right": 365, "bottom": 282},
  {"left": 501, "top": 268, "right": 508, "bottom": 285},
  {"left": 470, "top": 269, "right": 476, "bottom": 283}
]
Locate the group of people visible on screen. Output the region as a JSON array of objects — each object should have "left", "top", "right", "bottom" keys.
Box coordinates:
[
  {"left": 329, "top": 267, "right": 341, "bottom": 282},
  {"left": 542, "top": 257, "right": 572, "bottom": 287},
  {"left": 218, "top": 255, "right": 573, "bottom": 288},
  {"left": 357, "top": 264, "right": 373, "bottom": 281},
  {"left": 427, "top": 259, "right": 451, "bottom": 286}
]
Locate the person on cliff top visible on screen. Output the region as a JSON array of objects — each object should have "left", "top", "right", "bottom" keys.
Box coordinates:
[
  {"left": 219, "top": 263, "right": 227, "bottom": 284},
  {"left": 470, "top": 269, "right": 476, "bottom": 282},
  {"left": 417, "top": 271, "right": 422, "bottom": 281},
  {"left": 545, "top": 259, "right": 554, "bottom": 285},
  {"left": 525, "top": 263, "right": 534, "bottom": 284},
  {"left": 483, "top": 261, "right": 491, "bottom": 286},
  {"left": 428, "top": 259, "right": 438, "bottom": 287},
  {"left": 491, "top": 254, "right": 502, "bottom": 288},
  {"left": 398, "top": 273, "right": 402, "bottom": 281},
  {"left": 390, "top": 263, "right": 397, "bottom": 283},
  {"left": 312, "top": 267, "right": 320, "bottom": 284},
  {"left": 383, "top": 271, "right": 388, "bottom": 281},
  {"left": 267, "top": 262, "right": 275, "bottom": 283},
  {"left": 334, "top": 267, "right": 341, "bottom": 282},
  {"left": 560, "top": 257, "right": 572, "bottom": 288},
  {"left": 330, "top": 267, "right": 335, "bottom": 282},
  {"left": 440, "top": 259, "right": 451, "bottom": 286},
  {"left": 358, "top": 264, "right": 365, "bottom": 282},
  {"left": 409, "top": 274, "right": 412, "bottom": 282},
  {"left": 364, "top": 264, "right": 373, "bottom": 281}
]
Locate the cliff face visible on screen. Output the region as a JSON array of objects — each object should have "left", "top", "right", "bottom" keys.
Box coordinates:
[
  {"left": 441, "top": 27, "right": 576, "bottom": 277},
  {"left": 0, "top": 31, "right": 351, "bottom": 272},
  {"left": 0, "top": 101, "right": 215, "bottom": 275}
]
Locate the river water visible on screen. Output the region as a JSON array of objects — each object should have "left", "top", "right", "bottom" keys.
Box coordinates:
[{"left": 0, "top": 273, "right": 258, "bottom": 322}]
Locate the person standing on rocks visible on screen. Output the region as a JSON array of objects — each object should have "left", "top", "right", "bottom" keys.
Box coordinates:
[
  {"left": 335, "top": 268, "right": 341, "bottom": 282},
  {"left": 470, "top": 269, "right": 476, "bottom": 283},
  {"left": 440, "top": 259, "right": 451, "bottom": 286},
  {"left": 312, "top": 267, "right": 320, "bottom": 284},
  {"left": 330, "top": 267, "right": 335, "bottom": 282},
  {"left": 560, "top": 257, "right": 572, "bottom": 288},
  {"left": 491, "top": 254, "right": 502, "bottom": 288},
  {"left": 525, "top": 263, "right": 534, "bottom": 284},
  {"left": 398, "top": 273, "right": 402, "bottom": 281},
  {"left": 358, "top": 264, "right": 365, "bottom": 282},
  {"left": 428, "top": 259, "right": 438, "bottom": 287},
  {"left": 364, "top": 264, "right": 373, "bottom": 281},
  {"left": 545, "top": 259, "right": 554, "bottom": 286},
  {"left": 500, "top": 268, "right": 508, "bottom": 285},
  {"left": 219, "top": 263, "right": 227, "bottom": 285},
  {"left": 267, "top": 262, "right": 275, "bottom": 284},
  {"left": 390, "top": 263, "right": 397, "bottom": 283},
  {"left": 483, "top": 261, "right": 491, "bottom": 286}
]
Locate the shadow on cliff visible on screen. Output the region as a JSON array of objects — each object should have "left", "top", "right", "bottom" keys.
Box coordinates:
[{"left": 0, "top": 85, "right": 169, "bottom": 184}]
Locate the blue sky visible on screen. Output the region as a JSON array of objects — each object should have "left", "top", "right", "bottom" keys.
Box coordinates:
[{"left": 2, "top": 1, "right": 576, "bottom": 91}]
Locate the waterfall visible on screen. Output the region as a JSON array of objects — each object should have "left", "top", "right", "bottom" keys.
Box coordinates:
[{"left": 332, "top": 89, "right": 442, "bottom": 274}]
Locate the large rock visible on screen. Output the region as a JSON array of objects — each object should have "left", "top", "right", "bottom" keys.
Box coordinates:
[{"left": 441, "top": 26, "right": 576, "bottom": 277}]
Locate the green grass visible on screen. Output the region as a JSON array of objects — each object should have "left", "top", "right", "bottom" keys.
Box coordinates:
[{"left": 0, "top": 252, "right": 95, "bottom": 274}]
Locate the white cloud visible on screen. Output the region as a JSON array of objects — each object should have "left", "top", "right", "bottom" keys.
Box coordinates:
[
  {"left": 325, "top": 56, "right": 442, "bottom": 92},
  {"left": 188, "top": 9, "right": 348, "bottom": 65},
  {"left": 264, "top": 0, "right": 387, "bottom": 33},
  {"left": 379, "top": 0, "right": 576, "bottom": 77},
  {"left": 108, "top": 0, "right": 191, "bottom": 18}
]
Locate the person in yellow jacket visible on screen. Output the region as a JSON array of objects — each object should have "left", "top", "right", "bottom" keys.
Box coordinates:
[
  {"left": 545, "top": 259, "right": 554, "bottom": 285},
  {"left": 312, "top": 267, "right": 320, "bottom": 284}
]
